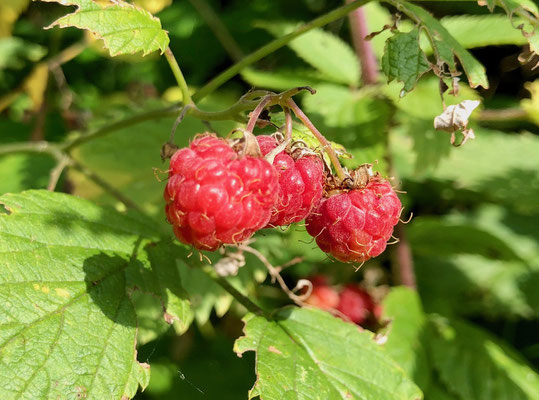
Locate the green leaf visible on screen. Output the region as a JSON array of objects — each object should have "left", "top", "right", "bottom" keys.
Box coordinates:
[
  {"left": 0, "top": 154, "right": 56, "bottom": 195},
  {"left": 0, "top": 37, "right": 47, "bottom": 70},
  {"left": 234, "top": 307, "right": 423, "bottom": 400},
  {"left": 478, "top": 0, "right": 539, "bottom": 54},
  {"left": 382, "top": 287, "right": 431, "bottom": 390},
  {"left": 427, "top": 315, "right": 539, "bottom": 399},
  {"left": 176, "top": 249, "right": 266, "bottom": 327},
  {"left": 416, "top": 254, "right": 533, "bottom": 319},
  {"left": 382, "top": 28, "right": 431, "bottom": 94},
  {"left": 408, "top": 217, "right": 522, "bottom": 261},
  {"left": 437, "top": 15, "right": 528, "bottom": 49},
  {"left": 257, "top": 22, "right": 360, "bottom": 86},
  {"left": 41, "top": 0, "right": 170, "bottom": 56},
  {"left": 0, "top": 190, "right": 162, "bottom": 399},
  {"left": 395, "top": 1, "right": 489, "bottom": 89},
  {"left": 130, "top": 241, "right": 194, "bottom": 336}
]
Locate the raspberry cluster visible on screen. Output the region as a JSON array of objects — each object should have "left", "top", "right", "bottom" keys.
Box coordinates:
[
  {"left": 305, "top": 276, "right": 380, "bottom": 326},
  {"left": 164, "top": 130, "right": 401, "bottom": 264}
]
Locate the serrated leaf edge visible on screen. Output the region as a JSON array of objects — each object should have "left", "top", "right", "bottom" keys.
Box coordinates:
[{"left": 41, "top": 0, "right": 169, "bottom": 57}]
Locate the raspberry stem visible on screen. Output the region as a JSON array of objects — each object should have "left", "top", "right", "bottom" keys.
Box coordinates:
[
  {"left": 287, "top": 99, "right": 348, "bottom": 182},
  {"left": 164, "top": 47, "right": 194, "bottom": 106},
  {"left": 245, "top": 96, "right": 272, "bottom": 133}
]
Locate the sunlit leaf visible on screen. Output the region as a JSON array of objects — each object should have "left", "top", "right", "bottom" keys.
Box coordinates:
[
  {"left": 0, "top": 190, "right": 165, "bottom": 399},
  {"left": 235, "top": 307, "right": 423, "bottom": 399},
  {"left": 428, "top": 315, "right": 539, "bottom": 399},
  {"left": 41, "top": 0, "right": 170, "bottom": 56}
]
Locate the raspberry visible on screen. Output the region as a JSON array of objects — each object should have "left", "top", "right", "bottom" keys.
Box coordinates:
[
  {"left": 256, "top": 135, "right": 324, "bottom": 227},
  {"left": 337, "top": 285, "right": 375, "bottom": 325},
  {"left": 164, "top": 134, "right": 279, "bottom": 251},
  {"left": 306, "top": 178, "right": 401, "bottom": 263},
  {"left": 304, "top": 276, "right": 340, "bottom": 310}
]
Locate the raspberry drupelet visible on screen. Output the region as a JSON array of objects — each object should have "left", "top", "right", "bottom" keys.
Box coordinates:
[
  {"left": 306, "top": 178, "right": 402, "bottom": 263},
  {"left": 164, "top": 134, "right": 279, "bottom": 251},
  {"left": 257, "top": 135, "right": 324, "bottom": 227}
]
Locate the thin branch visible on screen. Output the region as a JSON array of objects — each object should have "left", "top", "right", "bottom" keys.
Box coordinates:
[
  {"left": 192, "top": 0, "right": 373, "bottom": 102},
  {"left": 69, "top": 158, "right": 146, "bottom": 214},
  {"left": 164, "top": 47, "right": 194, "bottom": 105},
  {"left": 391, "top": 224, "right": 416, "bottom": 289},
  {"left": 346, "top": 2, "right": 379, "bottom": 85},
  {"left": 62, "top": 106, "right": 180, "bottom": 152},
  {"left": 239, "top": 245, "right": 310, "bottom": 306},
  {"left": 287, "top": 99, "right": 348, "bottom": 181},
  {"left": 188, "top": 0, "right": 244, "bottom": 62},
  {"left": 47, "top": 156, "right": 71, "bottom": 191},
  {"left": 245, "top": 96, "right": 271, "bottom": 133},
  {"left": 200, "top": 264, "right": 266, "bottom": 315}
]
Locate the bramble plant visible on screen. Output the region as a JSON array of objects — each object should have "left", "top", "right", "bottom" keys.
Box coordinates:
[{"left": 0, "top": 0, "right": 538, "bottom": 399}]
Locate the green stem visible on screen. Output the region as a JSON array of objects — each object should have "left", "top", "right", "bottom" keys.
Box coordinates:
[
  {"left": 188, "top": 0, "right": 244, "bottom": 62},
  {"left": 69, "top": 158, "right": 146, "bottom": 213},
  {"left": 201, "top": 265, "right": 266, "bottom": 315},
  {"left": 164, "top": 47, "right": 194, "bottom": 105},
  {"left": 0, "top": 141, "right": 62, "bottom": 158},
  {"left": 287, "top": 99, "right": 347, "bottom": 181},
  {"left": 192, "top": 0, "right": 372, "bottom": 102}
]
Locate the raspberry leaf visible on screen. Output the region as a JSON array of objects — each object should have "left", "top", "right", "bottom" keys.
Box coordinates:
[
  {"left": 257, "top": 22, "right": 360, "bottom": 86},
  {"left": 427, "top": 315, "right": 539, "bottom": 399},
  {"left": 0, "top": 190, "right": 188, "bottom": 399},
  {"left": 382, "top": 287, "right": 431, "bottom": 391},
  {"left": 432, "top": 15, "right": 528, "bottom": 49},
  {"left": 234, "top": 307, "right": 423, "bottom": 400},
  {"left": 40, "top": 0, "right": 170, "bottom": 56},
  {"left": 476, "top": 0, "right": 538, "bottom": 55},
  {"left": 390, "top": 1, "right": 489, "bottom": 89},
  {"left": 381, "top": 28, "right": 431, "bottom": 94}
]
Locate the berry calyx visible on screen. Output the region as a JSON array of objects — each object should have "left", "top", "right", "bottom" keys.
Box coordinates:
[
  {"left": 257, "top": 135, "right": 324, "bottom": 227},
  {"left": 306, "top": 174, "right": 402, "bottom": 263},
  {"left": 164, "top": 134, "right": 279, "bottom": 251}
]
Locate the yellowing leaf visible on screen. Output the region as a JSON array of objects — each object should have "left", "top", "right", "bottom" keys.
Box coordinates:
[
  {"left": 41, "top": 0, "right": 170, "bottom": 56},
  {"left": 133, "top": 0, "right": 172, "bottom": 15},
  {"left": 0, "top": 0, "right": 30, "bottom": 37}
]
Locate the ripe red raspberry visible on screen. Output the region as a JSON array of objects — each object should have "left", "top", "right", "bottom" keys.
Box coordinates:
[
  {"left": 304, "top": 276, "right": 340, "bottom": 310},
  {"left": 164, "top": 134, "right": 278, "bottom": 251},
  {"left": 256, "top": 135, "right": 324, "bottom": 227},
  {"left": 337, "top": 285, "right": 375, "bottom": 325},
  {"left": 306, "top": 178, "right": 401, "bottom": 263}
]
